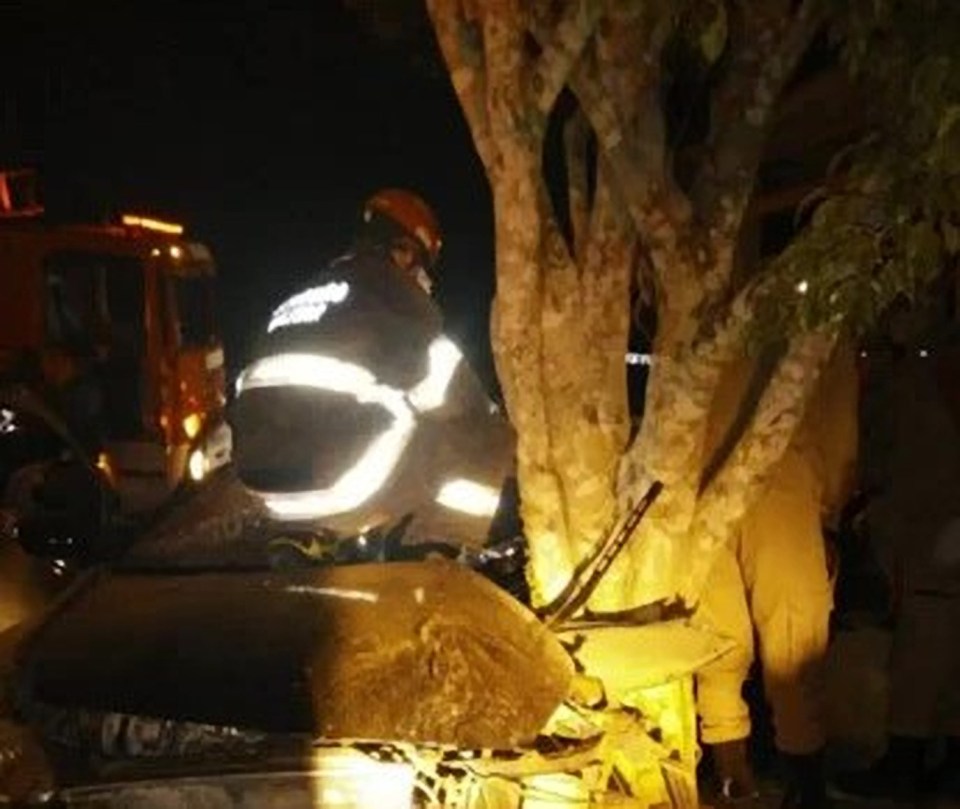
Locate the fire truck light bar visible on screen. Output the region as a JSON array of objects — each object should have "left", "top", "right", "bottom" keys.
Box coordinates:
[{"left": 121, "top": 214, "right": 184, "bottom": 236}]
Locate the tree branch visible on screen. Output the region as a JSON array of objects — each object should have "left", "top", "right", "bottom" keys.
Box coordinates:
[
  {"left": 527, "top": 17, "right": 692, "bottom": 256},
  {"left": 582, "top": 164, "right": 635, "bottom": 451},
  {"left": 531, "top": 0, "right": 605, "bottom": 115},
  {"left": 425, "top": 0, "right": 498, "bottom": 172},
  {"left": 683, "top": 327, "right": 838, "bottom": 603},
  {"left": 482, "top": 0, "right": 537, "bottom": 154},
  {"left": 692, "top": 0, "right": 823, "bottom": 235},
  {"left": 593, "top": 5, "right": 693, "bottom": 271},
  {"left": 617, "top": 272, "right": 756, "bottom": 501}
]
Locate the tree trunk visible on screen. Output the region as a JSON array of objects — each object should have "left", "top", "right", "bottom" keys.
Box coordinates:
[
  {"left": 492, "top": 167, "right": 635, "bottom": 606},
  {"left": 426, "top": 0, "right": 828, "bottom": 613}
]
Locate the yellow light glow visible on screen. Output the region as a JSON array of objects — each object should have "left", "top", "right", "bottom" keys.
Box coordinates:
[
  {"left": 182, "top": 412, "right": 202, "bottom": 440},
  {"left": 96, "top": 452, "right": 115, "bottom": 483},
  {"left": 311, "top": 750, "right": 414, "bottom": 809},
  {"left": 121, "top": 214, "right": 184, "bottom": 235},
  {"left": 522, "top": 772, "right": 590, "bottom": 808},
  {"left": 188, "top": 448, "right": 206, "bottom": 482},
  {"left": 169, "top": 245, "right": 183, "bottom": 259},
  {"left": 436, "top": 478, "right": 501, "bottom": 517}
]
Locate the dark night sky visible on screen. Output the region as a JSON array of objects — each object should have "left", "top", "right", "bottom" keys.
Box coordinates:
[{"left": 0, "top": 1, "right": 496, "bottom": 380}]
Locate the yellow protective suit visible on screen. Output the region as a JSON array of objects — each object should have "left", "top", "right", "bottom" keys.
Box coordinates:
[{"left": 696, "top": 340, "right": 859, "bottom": 755}]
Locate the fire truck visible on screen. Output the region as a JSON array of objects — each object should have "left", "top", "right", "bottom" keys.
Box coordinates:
[{"left": 0, "top": 169, "right": 231, "bottom": 541}]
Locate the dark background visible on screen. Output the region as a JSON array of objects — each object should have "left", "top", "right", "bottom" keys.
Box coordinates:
[{"left": 0, "top": 1, "right": 496, "bottom": 381}]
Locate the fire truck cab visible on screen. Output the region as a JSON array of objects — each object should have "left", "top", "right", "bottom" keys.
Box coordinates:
[{"left": 0, "top": 169, "right": 231, "bottom": 519}]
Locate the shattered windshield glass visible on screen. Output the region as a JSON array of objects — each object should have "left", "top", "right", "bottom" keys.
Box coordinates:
[
  {"left": 119, "top": 466, "right": 530, "bottom": 610},
  {"left": 119, "top": 469, "right": 281, "bottom": 571}
]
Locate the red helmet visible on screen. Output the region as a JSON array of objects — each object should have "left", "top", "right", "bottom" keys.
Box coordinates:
[{"left": 363, "top": 188, "right": 442, "bottom": 267}]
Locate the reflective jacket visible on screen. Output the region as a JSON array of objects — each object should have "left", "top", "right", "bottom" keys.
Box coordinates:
[
  {"left": 255, "top": 248, "right": 442, "bottom": 391},
  {"left": 231, "top": 247, "right": 515, "bottom": 546}
]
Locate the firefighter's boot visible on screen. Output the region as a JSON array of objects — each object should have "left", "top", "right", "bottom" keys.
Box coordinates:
[
  {"left": 781, "top": 750, "right": 828, "bottom": 809},
  {"left": 710, "top": 739, "right": 759, "bottom": 803}
]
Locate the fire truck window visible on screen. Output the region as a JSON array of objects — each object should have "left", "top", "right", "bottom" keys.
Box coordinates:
[
  {"left": 173, "top": 276, "right": 215, "bottom": 348},
  {"left": 45, "top": 252, "right": 144, "bottom": 350},
  {"left": 103, "top": 264, "right": 145, "bottom": 352},
  {"left": 45, "top": 256, "right": 97, "bottom": 349}
]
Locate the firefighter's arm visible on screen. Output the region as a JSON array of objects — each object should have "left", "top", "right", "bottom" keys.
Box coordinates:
[{"left": 431, "top": 360, "right": 497, "bottom": 420}]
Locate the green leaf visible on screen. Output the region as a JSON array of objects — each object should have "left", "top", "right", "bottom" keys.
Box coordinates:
[{"left": 698, "top": 1, "right": 728, "bottom": 65}]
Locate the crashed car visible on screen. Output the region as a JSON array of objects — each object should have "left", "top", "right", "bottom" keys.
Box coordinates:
[{"left": 0, "top": 471, "right": 728, "bottom": 808}]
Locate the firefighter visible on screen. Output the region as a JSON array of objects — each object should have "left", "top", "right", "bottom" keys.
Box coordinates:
[
  {"left": 230, "top": 188, "right": 514, "bottom": 550},
  {"left": 695, "top": 338, "right": 860, "bottom": 809},
  {"left": 834, "top": 302, "right": 960, "bottom": 801}
]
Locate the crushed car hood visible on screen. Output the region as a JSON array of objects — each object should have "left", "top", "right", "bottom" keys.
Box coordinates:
[{"left": 13, "top": 560, "right": 573, "bottom": 750}]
